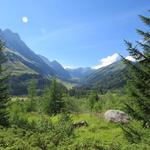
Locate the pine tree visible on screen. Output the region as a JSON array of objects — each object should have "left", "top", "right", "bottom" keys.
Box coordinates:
[
  {"left": 122, "top": 12, "right": 150, "bottom": 128},
  {"left": 0, "top": 40, "right": 10, "bottom": 127}
]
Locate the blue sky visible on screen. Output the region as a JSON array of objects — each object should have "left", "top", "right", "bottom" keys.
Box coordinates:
[{"left": 0, "top": 0, "right": 150, "bottom": 68}]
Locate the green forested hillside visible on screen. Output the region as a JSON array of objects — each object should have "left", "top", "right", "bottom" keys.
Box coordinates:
[{"left": 80, "top": 61, "right": 128, "bottom": 92}]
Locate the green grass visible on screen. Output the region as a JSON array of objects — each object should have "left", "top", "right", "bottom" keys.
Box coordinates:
[
  {"left": 1, "top": 110, "right": 150, "bottom": 149},
  {"left": 24, "top": 112, "right": 128, "bottom": 147},
  {"left": 72, "top": 113, "right": 127, "bottom": 147}
]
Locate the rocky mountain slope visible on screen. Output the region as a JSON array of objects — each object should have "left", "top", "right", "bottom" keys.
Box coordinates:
[
  {"left": 0, "top": 29, "right": 56, "bottom": 76},
  {"left": 39, "top": 55, "right": 71, "bottom": 80}
]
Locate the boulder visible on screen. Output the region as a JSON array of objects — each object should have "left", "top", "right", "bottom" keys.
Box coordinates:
[{"left": 104, "top": 109, "right": 129, "bottom": 123}]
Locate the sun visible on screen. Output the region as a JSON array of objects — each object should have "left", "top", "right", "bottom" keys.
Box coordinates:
[{"left": 22, "top": 16, "right": 28, "bottom": 23}]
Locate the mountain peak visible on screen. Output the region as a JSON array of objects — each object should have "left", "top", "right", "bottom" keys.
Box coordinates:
[
  {"left": 3, "top": 28, "right": 20, "bottom": 39},
  {"left": 4, "top": 28, "right": 13, "bottom": 33},
  {"left": 51, "top": 60, "right": 60, "bottom": 65}
]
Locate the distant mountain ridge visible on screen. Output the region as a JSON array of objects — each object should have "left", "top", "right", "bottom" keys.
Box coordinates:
[
  {"left": 80, "top": 61, "right": 128, "bottom": 92},
  {"left": 66, "top": 67, "right": 94, "bottom": 80},
  {"left": 38, "top": 55, "right": 71, "bottom": 80}
]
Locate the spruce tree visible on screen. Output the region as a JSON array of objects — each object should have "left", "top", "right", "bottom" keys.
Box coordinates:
[
  {"left": 27, "top": 79, "right": 37, "bottom": 111},
  {"left": 45, "top": 79, "right": 64, "bottom": 115},
  {"left": 28, "top": 79, "right": 37, "bottom": 100},
  {"left": 122, "top": 12, "right": 150, "bottom": 128},
  {"left": 120, "top": 11, "right": 150, "bottom": 144},
  {"left": 0, "top": 40, "right": 10, "bottom": 127},
  {"left": 88, "top": 91, "right": 99, "bottom": 111}
]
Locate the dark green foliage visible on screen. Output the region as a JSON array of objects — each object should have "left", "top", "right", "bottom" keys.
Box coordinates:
[
  {"left": 51, "top": 113, "right": 74, "bottom": 146},
  {"left": 43, "top": 79, "right": 65, "bottom": 115},
  {"left": 121, "top": 120, "right": 150, "bottom": 145},
  {"left": 88, "top": 91, "right": 99, "bottom": 111},
  {"left": 139, "top": 14, "right": 150, "bottom": 27},
  {"left": 121, "top": 12, "right": 150, "bottom": 144},
  {"left": 28, "top": 79, "right": 37, "bottom": 100},
  {"left": 0, "top": 112, "right": 74, "bottom": 149},
  {"left": 8, "top": 99, "right": 34, "bottom": 128},
  {"left": 27, "top": 79, "right": 37, "bottom": 111},
  {"left": 69, "top": 86, "right": 90, "bottom": 98},
  {"left": 63, "top": 95, "right": 80, "bottom": 113},
  {"left": 122, "top": 124, "right": 142, "bottom": 144},
  {"left": 9, "top": 74, "right": 51, "bottom": 96},
  {"left": 0, "top": 40, "right": 10, "bottom": 127},
  {"left": 98, "top": 92, "right": 126, "bottom": 112},
  {"left": 122, "top": 12, "right": 150, "bottom": 128}
]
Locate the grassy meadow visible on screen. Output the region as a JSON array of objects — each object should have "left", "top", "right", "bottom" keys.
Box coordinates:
[{"left": 0, "top": 91, "right": 149, "bottom": 150}]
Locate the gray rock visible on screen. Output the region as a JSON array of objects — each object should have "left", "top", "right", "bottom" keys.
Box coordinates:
[{"left": 104, "top": 109, "right": 129, "bottom": 123}]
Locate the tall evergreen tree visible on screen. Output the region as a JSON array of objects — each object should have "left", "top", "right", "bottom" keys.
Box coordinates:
[
  {"left": 88, "top": 91, "right": 99, "bottom": 111},
  {"left": 0, "top": 40, "right": 10, "bottom": 127},
  {"left": 44, "top": 79, "right": 64, "bottom": 115},
  {"left": 28, "top": 79, "right": 37, "bottom": 100},
  {"left": 121, "top": 11, "right": 150, "bottom": 133},
  {"left": 27, "top": 79, "right": 37, "bottom": 111}
]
